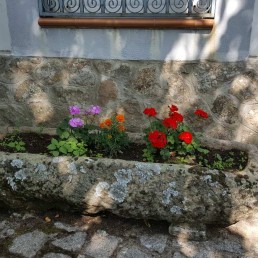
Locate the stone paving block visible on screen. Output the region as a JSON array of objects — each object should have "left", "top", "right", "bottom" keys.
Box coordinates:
[
  {"left": 52, "top": 232, "right": 87, "bottom": 252},
  {"left": 0, "top": 220, "right": 7, "bottom": 230},
  {"left": 43, "top": 253, "right": 72, "bottom": 258},
  {"left": 83, "top": 230, "right": 122, "bottom": 258},
  {"left": 9, "top": 230, "right": 48, "bottom": 258},
  {"left": 54, "top": 221, "right": 81, "bottom": 232},
  {"left": 139, "top": 234, "right": 168, "bottom": 254},
  {"left": 117, "top": 246, "right": 151, "bottom": 258},
  {"left": 0, "top": 228, "right": 15, "bottom": 239},
  {"left": 172, "top": 251, "right": 187, "bottom": 258}
]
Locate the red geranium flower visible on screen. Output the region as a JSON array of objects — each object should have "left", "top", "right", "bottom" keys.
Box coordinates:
[
  {"left": 148, "top": 130, "right": 167, "bottom": 149},
  {"left": 194, "top": 109, "right": 209, "bottom": 119},
  {"left": 143, "top": 108, "right": 157, "bottom": 117},
  {"left": 162, "top": 117, "right": 177, "bottom": 129},
  {"left": 169, "top": 104, "right": 178, "bottom": 112},
  {"left": 170, "top": 112, "right": 184, "bottom": 123},
  {"left": 178, "top": 131, "right": 193, "bottom": 144}
]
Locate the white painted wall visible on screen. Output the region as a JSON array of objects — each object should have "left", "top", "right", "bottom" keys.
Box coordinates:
[
  {"left": 0, "top": 0, "right": 11, "bottom": 51},
  {"left": 5, "top": 0, "right": 255, "bottom": 61},
  {"left": 250, "top": 0, "right": 258, "bottom": 56}
]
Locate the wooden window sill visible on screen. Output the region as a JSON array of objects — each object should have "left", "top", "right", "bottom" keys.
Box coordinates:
[{"left": 38, "top": 17, "right": 214, "bottom": 30}]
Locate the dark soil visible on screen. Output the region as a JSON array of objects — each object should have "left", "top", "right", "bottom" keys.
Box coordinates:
[{"left": 0, "top": 132, "right": 248, "bottom": 171}]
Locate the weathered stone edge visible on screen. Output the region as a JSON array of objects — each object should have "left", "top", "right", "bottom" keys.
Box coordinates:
[{"left": 0, "top": 137, "right": 258, "bottom": 225}]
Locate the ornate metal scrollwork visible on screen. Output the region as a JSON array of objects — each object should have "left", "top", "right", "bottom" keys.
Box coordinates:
[
  {"left": 170, "top": 0, "right": 188, "bottom": 14},
  {"left": 39, "top": 0, "right": 215, "bottom": 17},
  {"left": 192, "top": 0, "right": 212, "bottom": 14},
  {"left": 105, "top": 0, "right": 123, "bottom": 13},
  {"left": 126, "top": 0, "right": 144, "bottom": 14},
  {"left": 64, "top": 0, "right": 80, "bottom": 13},
  {"left": 42, "top": 0, "right": 60, "bottom": 12},
  {"left": 147, "top": 0, "right": 166, "bottom": 14}
]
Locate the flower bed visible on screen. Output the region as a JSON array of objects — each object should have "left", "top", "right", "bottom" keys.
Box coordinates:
[
  {"left": 0, "top": 137, "right": 258, "bottom": 227},
  {"left": 0, "top": 105, "right": 258, "bottom": 233}
]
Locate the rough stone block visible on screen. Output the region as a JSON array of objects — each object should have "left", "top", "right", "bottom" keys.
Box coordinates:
[
  {"left": 9, "top": 230, "right": 48, "bottom": 258},
  {"left": 139, "top": 234, "right": 168, "bottom": 254},
  {"left": 52, "top": 232, "right": 87, "bottom": 252},
  {"left": 83, "top": 230, "right": 121, "bottom": 258},
  {"left": 117, "top": 246, "right": 151, "bottom": 258}
]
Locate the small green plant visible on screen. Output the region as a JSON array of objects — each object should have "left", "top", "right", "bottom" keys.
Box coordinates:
[
  {"left": 48, "top": 105, "right": 129, "bottom": 158},
  {"left": 197, "top": 150, "right": 247, "bottom": 171},
  {"left": 47, "top": 136, "right": 87, "bottom": 157},
  {"left": 0, "top": 134, "right": 26, "bottom": 152},
  {"left": 142, "top": 105, "right": 209, "bottom": 162}
]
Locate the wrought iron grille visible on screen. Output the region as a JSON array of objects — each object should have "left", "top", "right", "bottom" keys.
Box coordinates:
[{"left": 38, "top": 0, "right": 216, "bottom": 18}]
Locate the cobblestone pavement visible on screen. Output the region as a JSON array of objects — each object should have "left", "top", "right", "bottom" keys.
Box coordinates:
[{"left": 0, "top": 209, "right": 258, "bottom": 258}]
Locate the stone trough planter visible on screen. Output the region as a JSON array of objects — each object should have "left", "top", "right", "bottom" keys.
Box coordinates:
[{"left": 1, "top": 136, "right": 258, "bottom": 235}]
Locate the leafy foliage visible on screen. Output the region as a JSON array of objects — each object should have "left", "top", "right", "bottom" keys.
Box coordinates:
[{"left": 0, "top": 133, "right": 26, "bottom": 152}]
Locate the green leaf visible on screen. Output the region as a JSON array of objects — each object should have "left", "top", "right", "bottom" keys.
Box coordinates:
[
  {"left": 51, "top": 138, "right": 59, "bottom": 146},
  {"left": 47, "top": 144, "right": 56, "bottom": 150},
  {"left": 7, "top": 142, "right": 15, "bottom": 148},
  {"left": 197, "top": 147, "right": 209, "bottom": 154},
  {"left": 73, "top": 150, "right": 79, "bottom": 156},
  {"left": 167, "top": 135, "right": 174, "bottom": 144},
  {"left": 52, "top": 151, "right": 59, "bottom": 157},
  {"left": 61, "top": 131, "right": 70, "bottom": 139},
  {"left": 59, "top": 146, "right": 68, "bottom": 154},
  {"left": 59, "top": 141, "right": 65, "bottom": 146}
]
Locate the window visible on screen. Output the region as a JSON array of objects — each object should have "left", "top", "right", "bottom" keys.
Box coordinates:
[{"left": 38, "top": 0, "right": 215, "bottom": 29}]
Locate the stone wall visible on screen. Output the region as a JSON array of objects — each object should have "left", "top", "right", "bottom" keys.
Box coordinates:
[{"left": 1, "top": 55, "right": 258, "bottom": 146}]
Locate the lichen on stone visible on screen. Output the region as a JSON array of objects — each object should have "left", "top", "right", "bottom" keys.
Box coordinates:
[
  {"left": 134, "top": 162, "right": 161, "bottom": 183},
  {"left": 52, "top": 157, "right": 66, "bottom": 163},
  {"left": 170, "top": 205, "right": 183, "bottom": 215},
  {"left": 95, "top": 182, "right": 110, "bottom": 197},
  {"left": 14, "top": 169, "right": 27, "bottom": 181},
  {"left": 114, "top": 169, "right": 132, "bottom": 184},
  {"left": 202, "top": 175, "right": 212, "bottom": 184},
  {"left": 162, "top": 181, "right": 179, "bottom": 205},
  {"left": 67, "top": 162, "right": 77, "bottom": 175},
  {"left": 108, "top": 169, "right": 133, "bottom": 203},
  {"left": 35, "top": 163, "right": 47, "bottom": 173},
  {"left": 135, "top": 162, "right": 161, "bottom": 175},
  {"left": 10, "top": 159, "right": 23, "bottom": 169},
  {"left": 79, "top": 166, "right": 86, "bottom": 174},
  {"left": 108, "top": 182, "right": 128, "bottom": 203},
  {"left": 6, "top": 177, "right": 17, "bottom": 191}
]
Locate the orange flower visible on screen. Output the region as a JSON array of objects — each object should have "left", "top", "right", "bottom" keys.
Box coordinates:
[
  {"left": 100, "top": 118, "right": 112, "bottom": 128},
  {"left": 104, "top": 118, "right": 112, "bottom": 127},
  {"left": 117, "top": 124, "right": 125, "bottom": 132},
  {"left": 116, "top": 114, "right": 125, "bottom": 123}
]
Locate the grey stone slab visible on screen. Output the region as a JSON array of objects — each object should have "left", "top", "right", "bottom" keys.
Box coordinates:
[
  {"left": 117, "top": 246, "right": 151, "bottom": 258},
  {"left": 0, "top": 228, "right": 15, "bottom": 239},
  {"left": 140, "top": 234, "right": 168, "bottom": 254},
  {"left": 83, "top": 230, "right": 121, "bottom": 258},
  {"left": 43, "top": 253, "right": 72, "bottom": 258},
  {"left": 173, "top": 251, "right": 187, "bottom": 258},
  {"left": 0, "top": 220, "right": 7, "bottom": 230},
  {"left": 54, "top": 221, "right": 81, "bottom": 232},
  {"left": 52, "top": 232, "right": 87, "bottom": 252},
  {"left": 9, "top": 230, "right": 48, "bottom": 258}
]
